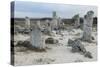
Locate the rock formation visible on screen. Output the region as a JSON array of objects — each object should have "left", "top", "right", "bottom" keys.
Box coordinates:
[
  {"left": 68, "top": 39, "right": 93, "bottom": 59},
  {"left": 30, "top": 20, "right": 45, "bottom": 49},
  {"left": 73, "top": 14, "right": 80, "bottom": 28},
  {"left": 82, "top": 11, "right": 94, "bottom": 42},
  {"left": 25, "top": 16, "right": 30, "bottom": 29}
]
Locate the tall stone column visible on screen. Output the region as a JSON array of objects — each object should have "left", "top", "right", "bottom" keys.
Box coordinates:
[
  {"left": 51, "top": 11, "right": 58, "bottom": 31},
  {"left": 73, "top": 14, "right": 80, "bottom": 28},
  {"left": 57, "top": 17, "right": 62, "bottom": 34},
  {"left": 25, "top": 16, "right": 30, "bottom": 29},
  {"left": 45, "top": 20, "right": 52, "bottom": 34},
  {"left": 30, "top": 20, "right": 45, "bottom": 49},
  {"left": 82, "top": 11, "right": 94, "bottom": 42},
  {"left": 58, "top": 17, "right": 62, "bottom": 28}
]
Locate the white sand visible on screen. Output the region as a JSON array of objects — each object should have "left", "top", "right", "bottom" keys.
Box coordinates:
[{"left": 14, "top": 28, "right": 97, "bottom": 66}]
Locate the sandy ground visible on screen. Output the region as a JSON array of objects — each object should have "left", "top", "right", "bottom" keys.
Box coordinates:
[{"left": 14, "top": 28, "right": 97, "bottom": 66}]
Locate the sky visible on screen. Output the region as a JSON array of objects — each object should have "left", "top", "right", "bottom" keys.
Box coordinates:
[{"left": 13, "top": 1, "right": 97, "bottom": 18}]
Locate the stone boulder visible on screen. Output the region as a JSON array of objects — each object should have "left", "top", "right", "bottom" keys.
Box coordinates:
[
  {"left": 45, "top": 38, "right": 58, "bottom": 44},
  {"left": 68, "top": 39, "right": 93, "bottom": 59}
]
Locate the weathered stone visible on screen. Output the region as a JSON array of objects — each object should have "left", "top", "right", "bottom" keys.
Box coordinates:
[
  {"left": 82, "top": 11, "right": 94, "bottom": 42},
  {"left": 57, "top": 17, "right": 62, "bottom": 28},
  {"left": 23, "top": 29, "right": 30, "bottom": 34},
  {"left": 44, "top": 20, "right": 52, "bottom": 35},
  {"left": 16, "top": 41, "right": 31, "bottom": 47},
  {"left": 30, "top": 20, "right": 45, "bottom": 49},
  {"left": 45, "top": 38, "right": 58, "bottom": 44},
  {"left": 67, "top": 39, "right": 93, "bottom": 59},
  {"left": 68, "top": 39, "right": 86, "bottom": 53},
  {"left": 16, "top": 40, "right": 46, "bottom": 52},
  {"left": 73, "top": 14, "right": 80, "bottom": 28},
  {"left": 16, "top": 41, "right": 24, "bottom": 47},
  {"left": 25, "top": 16, "right": 30, "bottom": 29},
  {"left": 57, "top": 17, "right": 62, "bottom": 34},
  {"left": 51, "top": 11, "right": 58, "bottom": 31}
]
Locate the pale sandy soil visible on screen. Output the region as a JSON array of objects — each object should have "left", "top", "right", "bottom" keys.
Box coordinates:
[{"left": 14, "top": 28, "right": 97, "bottom": 66}]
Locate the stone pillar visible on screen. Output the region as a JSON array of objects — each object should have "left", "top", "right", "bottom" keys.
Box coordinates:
[
  {"left": 82, "top": 11, "right": 94, "bottom": 42},
  {"left": 45, "top": 20, "right": 52, "bottom": 34},
  {"left": 51, "top": 11, "right": 58, "bottom": 31},
  {"left": 30, "top": 20, "right": 45, "bottom": 49},
  {"left": 73, "top": 14, "right": 80, "bottom": 28},
  {"left": 57, "top": 17, "right": 62, "bottom": 34},
  {"left": 25, "top": 16, "right": 30, "bottom": 29}
]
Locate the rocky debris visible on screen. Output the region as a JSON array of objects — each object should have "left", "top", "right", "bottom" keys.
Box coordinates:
[
  {"left": 16, "top": 41, "right": 31, "bottom": 47},
  {"left": 45, "top": 38, "right": 58, "bottom": 44},
  {"left": 16, "top": 41, "right": 46, "bottom": 52},
  {"left": 68, "top": 39, "right": 93, "bottom": 59},
  {"left": 15, "top": 41, "right": 24, "bottom": 46}
]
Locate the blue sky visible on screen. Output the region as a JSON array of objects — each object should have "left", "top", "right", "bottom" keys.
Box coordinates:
[{"left": 14, "top": 1, "right": 97, "bottom": 18}]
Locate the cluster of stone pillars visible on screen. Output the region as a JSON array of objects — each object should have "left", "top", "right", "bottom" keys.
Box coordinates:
[
  {"left": 25, "top": 11, "right": 63, "bottom": 49},
  {"left": 51, "top": 11, "right": 63, "bottom": 34},
  {"left": 25, "top": 17, "right": 45, "bottom": 49},
  {"left": 72, "top": 11, "right": 94, "bottom": 42},
  {"left": 42, "top": 11, "right": 63, "bottom": 35},
  {"left": 25, "top": 10, "right": 94, "bottom": 49}
]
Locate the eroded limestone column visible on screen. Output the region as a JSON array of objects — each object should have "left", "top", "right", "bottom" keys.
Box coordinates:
[
  {"left": 25, "top": 16, "right": 30, "bottom": 29},
  {"left": 73, "top": 14, "right": 80, "bottom": 28},
  {"left": 51, "top": 11, "right": 58, "bottom": 31},
  {"left": 45, "top": 20, "right": 52, "bottom": 34},
  {"left": 57, "top": 17, "right": 62, "bottom": 34},
  {"left": 30, "top": 20, "right": 45, "bottom": 49},
  {"left": 82, "top": 11, "right": 94, "bottom": 42}
]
